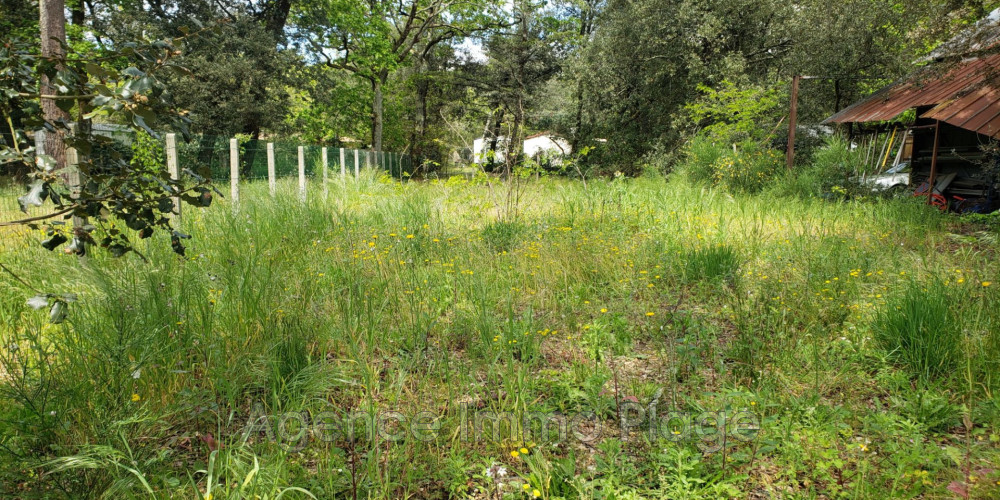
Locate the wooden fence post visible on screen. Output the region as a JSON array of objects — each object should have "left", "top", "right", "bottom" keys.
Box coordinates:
[
  {"left": 166, "top": 133, "right": 180, "bottom": 220},
  {"left": 322, "top": 147, "right": 329, "bottom": 200},
  {"left": 230, "top": 138, "right": 239, "bottom": 212},
  {"left": 339, "top": 147, "right": 346, "bottom": 177},
  {"left": 354, "top": 149, "right": 360, "bottom": 177},
  {"left": 298, "top": 145, "right": 306, "bottom": 201},
  {"left": 267, "top": 142, "right": 276, "bottom": 197}
]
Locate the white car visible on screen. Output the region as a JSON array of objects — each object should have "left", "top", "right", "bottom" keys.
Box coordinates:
[{"left": 860, "top": 162, "right": 910, "bottom": 193}]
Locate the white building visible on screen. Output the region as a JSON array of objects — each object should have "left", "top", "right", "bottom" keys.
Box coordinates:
[
  {"left": 523, "top": 132, "right": 570, "bottom": 159},
  {"left": 472, "top": 133, "right": 570, "bottom": 164},
  {"left": 473, "top": 136, "right": 507, "bottom": 164}
]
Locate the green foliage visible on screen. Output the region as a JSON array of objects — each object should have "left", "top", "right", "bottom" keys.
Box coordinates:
[
  {"left": 680, "top": 139, "right": 783, "bottom": 193},
  {"left": 710, "top": 144, "right": 784, "bottom": 194},
  {"left": 129, "top": 131, "right": 166, "bottom": 170},
  {"left": 169, "top": 19, "right": 293, "bottom": 138},
  {"left": 786, "top": 135, "right": 867, "bottom": 197},
  {"left": 890, "top": 387, "right": 962, "bottom": 433},
  {"left": 680, "top": 136, "right": 728, "bottom": 184},
  {"left": 684, "top": 80, "right": 785, "bottom": 144},
  {"left": 580, "top": 313, "right": 632, "bottom": 360},
  {"left": 0, "top": 34, "right": 212, "bottom": 260}
]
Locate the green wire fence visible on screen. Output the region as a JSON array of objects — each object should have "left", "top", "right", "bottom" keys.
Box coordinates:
[{"left": 174, "top": 134, "right": 416, "bottom": 182}]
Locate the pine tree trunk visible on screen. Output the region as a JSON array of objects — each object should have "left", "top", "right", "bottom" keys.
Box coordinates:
[{"left": 39, "top": 0, "right": 70, "bottom": 169}]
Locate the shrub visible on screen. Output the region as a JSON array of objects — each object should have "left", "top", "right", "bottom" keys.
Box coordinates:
[
  {"left": 679, "top": 138, "right": 783, "bottom": 193},
  {"left": 770, "top": 135, "right": 866, "bottom": 198},
  {"left": 873, "top": 281, "right": 961, "bottom": 381},
  {"left": 709, "top": 143, "right": 783, "bottom": 193},
  {"left": 683, "top": 80, "right": 785, "bottom": 145},
  {"left": 681, "top": 136, "right": 728, "bottom": 184}
]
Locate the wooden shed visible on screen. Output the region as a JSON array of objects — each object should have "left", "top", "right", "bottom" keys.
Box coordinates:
[{"left": 824, "top": 10, "right": 1000, "bottom": 211}]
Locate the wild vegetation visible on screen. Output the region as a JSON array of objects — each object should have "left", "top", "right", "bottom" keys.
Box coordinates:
[
  {"left": 2, "top": 167, "right": 999, "bottom": 498},
  {"left": 5, "top": 0, "right": 1000, "bottom": 498}
]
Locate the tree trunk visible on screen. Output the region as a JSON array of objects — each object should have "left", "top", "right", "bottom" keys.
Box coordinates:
[
  {"left": 570, "top": 2, "right": 596, "bottom": 154},
  {"left": 571, "top": 80, "right": 585, "bottom": 153},
  {"left": 39, "top": 0, "right": 70, "bottom": 170},
  {"left": 506, "top": 97, "right": 524, "bottom": 176},
  {"left": 487, "top": 107, "right": 504, "bottom": 172},
  {"left": 407, "top": 62, "right": 429, "bottom": 158},
  {"left": 261, "top": 0, "right": 292, "bottom": 40},
  {"left": 70, "top": 0, "right": 84, "bottom": 26},
  {"left": 372, "top": 74, "right": 385, "bottom": 152}
]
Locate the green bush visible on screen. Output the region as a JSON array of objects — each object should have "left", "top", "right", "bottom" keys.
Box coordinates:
[
  {"left": 709, "top": 143, "right": 783, "bottom": 193},
  {"left": 681, "top": 136, "right": 727, "bottom": 184},
  {"left": 769, "top": 135, "right": 866, "bottom": 198},
  {"left": 679, "top": 138, "right": 783, "bottom": 193}
]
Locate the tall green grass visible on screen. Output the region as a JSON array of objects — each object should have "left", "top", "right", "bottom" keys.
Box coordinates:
[
  {"left": 0, "top": 171, "right": 998, "bottom": 498},
  {"left": 873, "top": 281, "right": 960, "bottom": 381}
]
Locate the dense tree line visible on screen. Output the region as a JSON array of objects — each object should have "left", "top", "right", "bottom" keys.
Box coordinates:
[{"left": 3, "top": 0, "right": 998, "bottom": 174}]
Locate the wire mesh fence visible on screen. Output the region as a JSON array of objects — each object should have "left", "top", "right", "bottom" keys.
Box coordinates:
[
  {"left": 39, "top": 127, "right": 415, "bottom": 182},
  {"left": 1, "top": 129, "right": 418, "bottom": 226},
  {"left": 173, "top": 135, "right": 415, "bottom": 182}
]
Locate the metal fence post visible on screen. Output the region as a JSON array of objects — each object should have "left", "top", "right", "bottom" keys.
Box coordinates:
[
  {"left": 267, "top": 142, "right": 276, "bottom": 197},
  {"left": 230, "top": 138, "right": 239, "bottom": 212}
]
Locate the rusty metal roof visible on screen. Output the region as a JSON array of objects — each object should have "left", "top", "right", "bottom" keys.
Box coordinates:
[{"left": 824, "top": 53, "right": 1000, "bottom": 138}]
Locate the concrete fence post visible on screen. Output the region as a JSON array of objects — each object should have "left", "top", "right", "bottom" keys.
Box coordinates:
[
  {"left": 339, "top": 148, "right": 346, "bottom": 178},
  {"left": 66, "top": 125, "right": 86, "bottom": 257},
  {"left": 267, "top": 142, "right": 276, "bottom": 197},
  {"left": 165, "top": 133, "right": 180, "bottom": 220},
  {"left": 322, "top": 147, "right": 329, "bottom": 200},
  {"left": 298, "top": 145, "right": 306, "bottom": 201},
  {"left": 354, "top": 149, "right": 360, "bottom": 177},
  {"left": 34, "top": 130, "right": 46, "bottom": 155},
  {"left": 230, "top": 138, "right": 239, "bottom": 212}
]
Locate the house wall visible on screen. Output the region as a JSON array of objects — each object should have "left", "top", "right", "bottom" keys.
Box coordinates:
[
  {"left": 473, "top": 137, "right": 507, "bottom": 164},
  {"left": 523, "top": 136, "right": 570, "bottom": 158}
]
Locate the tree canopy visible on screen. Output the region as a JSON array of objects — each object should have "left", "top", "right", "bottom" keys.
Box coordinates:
[{"left": 3, "top": 0, "right": 999, "bottom": 179}]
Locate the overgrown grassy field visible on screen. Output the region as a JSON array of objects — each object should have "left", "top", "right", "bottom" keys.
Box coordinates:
[{"left": 1, "top": 172, "right": 999, "bottom": 499}]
